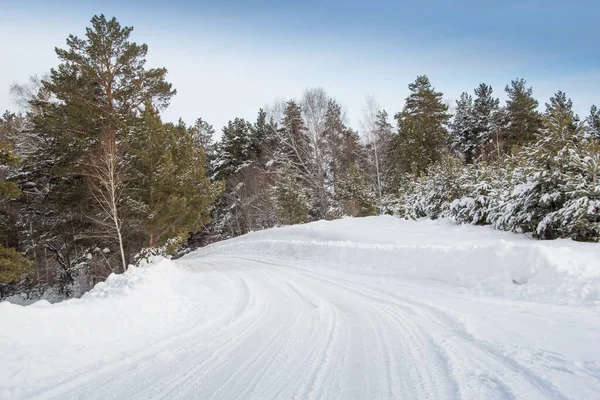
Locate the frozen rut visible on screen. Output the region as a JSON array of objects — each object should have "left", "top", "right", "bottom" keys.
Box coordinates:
[{"left": 1, "top": 217, "right": 600, "bottom": 399}]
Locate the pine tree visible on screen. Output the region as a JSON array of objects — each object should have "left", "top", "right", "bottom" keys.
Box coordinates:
[
  {"left": 126, "top": 107, "right": 221, "bottom": 247},
  {"left": 449, "top": 160, "right": 510, "bottom": 225},
  {"left": 0, "top": 245, "right": 31, "bottom": 287},
  {"left": 395, "top": 75, "right": 451, "bottom": 175},
  {"left": 189, "top": 118, "right": 215, "bottom": 151},
  {"left": 586, "top": 105, "right": 600, "bottom": 140},
  {"left": 324, "top": 99, "right": 346, "bottom": 191},
  {"left": 45, "top": 15, "right": 175, "bottom": 131},
  {"left": 450, "top": 92, "right": 476, "bottom": 163},
  {"left": 472, "top": 83, "right": 502, "bottom": 157},
  {"left": 276, "top": 100, "right": 310, "bottom": 173},
  {"left": 12, "top": 15, "right": 177, "bottom": 286},
  {"left": 0, "top": 132, "right": 21, "bottom": 200},
  {"left": 213, "top": 118, "right": 254, "bottom": 180},
  {"left": 269, "top": 164, "right": 309, "bottom": 225},
  {"left": 402, "top": 155, "right": 465, "bottom": 220},
  {"left": 504, "top": 78, "right": 542, "bottom": 150},
  {"left": 336, "top": 163, "right": 376, "bottom": 217},
  {"left": 0, "top": 122, "right": 30, "bottom": 293},
  {"left": 494, "top": 91, "right": 587, "bottom": 239},
  {"left": 250, "top": 108, "right": 274, "bottom": 160},
  {"left": 188, "top": 118, "right": 217, "bottom": 175},
  {"left": 544, "top": 91, "right": 580, "bottom": 135},
  {"left": 323, "top": 99, "right": 364, "bottom": 205}
]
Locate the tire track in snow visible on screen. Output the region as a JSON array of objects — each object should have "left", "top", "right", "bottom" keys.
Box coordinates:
[{"left": 251, "top": 255, "right": 566, "bottom": 400}]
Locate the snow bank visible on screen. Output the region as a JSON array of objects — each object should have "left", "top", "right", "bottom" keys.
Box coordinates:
[
  {"left": 189, "top": 216, "right": 600, "bottom": 308},
  {"left": 0, "top": 257, "right": 232, "bottom": 399}
]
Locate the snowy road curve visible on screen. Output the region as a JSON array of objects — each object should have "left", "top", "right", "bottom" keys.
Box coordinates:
[{"left": 2, "top": 217, "right": 600, "bottom": 399}]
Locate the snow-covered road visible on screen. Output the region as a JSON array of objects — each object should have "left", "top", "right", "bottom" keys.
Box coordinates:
[{"left": 2, "top": 217, "right": 600, "bottom": 399}]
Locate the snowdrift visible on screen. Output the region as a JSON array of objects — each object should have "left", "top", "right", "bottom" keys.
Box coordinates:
[
  {"left": 0, "top": 257, "right": 234, "bottom": 399},
  {"left": 191, "top": 216, "right": 600, "bottom": 308}
]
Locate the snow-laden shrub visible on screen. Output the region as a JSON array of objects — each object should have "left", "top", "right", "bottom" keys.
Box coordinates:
[
  {"left": 133, "top": 236, "right": 186, "bottom": 265},
  {"left": 534, "top": 150, "right": 600, "bottom": 241},
  {"left": 402, "top": 155, "right": 466, "bottom": 220},
  {"left": 492, "top": 108, "right": 600, "bottom": 240},
  {"left": 449, "top": 161, "right": 510, "bottom": 225}
]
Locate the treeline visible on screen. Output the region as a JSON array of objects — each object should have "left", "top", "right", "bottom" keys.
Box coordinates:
[
  {"left": 206, "top": 77, "right": 600, "bottom": 244},
  {"left": 1, "top": 15, "right": 599, "bottom": 300}
]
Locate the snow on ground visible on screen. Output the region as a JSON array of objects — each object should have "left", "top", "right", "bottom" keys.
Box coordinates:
[{"left": 1, "top": 216, "right": 600, "bottom": 399}]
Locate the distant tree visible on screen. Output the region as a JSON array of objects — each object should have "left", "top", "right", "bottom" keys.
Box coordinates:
[
  {"left": 544, "top": 91, "right": 581, "bottom": 136},
  {"left": 213, "top": 118, "right": 254, "bottom": 180},
  {"left": 270, "top": 164, "right": 309, "bottom": 225},
  {"left": 250, "top": 108, "right": 274, "bottom": 159},
  {"left": 504, "top": 78, "right": 542, "bottom": 150},
  {"left": 472, "top": 83, "right": 502, "bottom": 157},
  {"left": 189, "top": 118, "right": 215, "bottom": 150},
  {"left": 360, "top": 97, "right": 395, "bottom": 207},
  {"left": 395, "top": 75, "right": 451, "bottom": 175},
  {"left": 275, "top": 100, "right": 310, "bottom": 177},
  {"left": 586, "top": 105, "right": 600, "bottom": 140},
  {"left": 0, "top": 245, "right": 31, "bottom": 292},
  {"left": 0, "top": 132, "right": 29, "bottom": 294},
  {"left": 0, "top": 127, "right": 21, "bottom": 200},
  {"left": 336, "top": 163, "right": 376, "bottom": 217},
  {"left": 450, "top": 92, "right": 476, "bottom": 163},
  {"left": 0, "top": 118, "right": 23, "bottom": 256}
]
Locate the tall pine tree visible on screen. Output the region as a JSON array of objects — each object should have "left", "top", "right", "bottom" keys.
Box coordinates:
[
  {"left": 586, "top": 105, "right": 600, "bottom": 140},
  {"left": 395, "top": 75, "right": 451, "bottom": 175},
  {"left": 504, "top": 78, "right": 542, "bottom": 150}
]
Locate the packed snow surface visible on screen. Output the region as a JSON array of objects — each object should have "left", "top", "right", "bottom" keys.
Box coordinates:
[{"left": 2, "top": 216, "right": 600, "bottom": 399}]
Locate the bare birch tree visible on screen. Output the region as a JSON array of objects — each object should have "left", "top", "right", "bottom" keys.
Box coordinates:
[
  {"left": 86, "top": 136, "right": 127, "bottom": 273},
  {"left": 360, "top": 95, "right": 395, "bottom": 207},
  {"left": 301, "top": 88, "right": 330, "bottom": 217}
]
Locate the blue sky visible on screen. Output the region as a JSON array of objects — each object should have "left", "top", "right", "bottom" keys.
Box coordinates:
[{"left": 1, "top": 0, "right": 598, "bottom": 135}]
